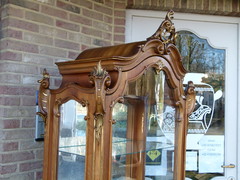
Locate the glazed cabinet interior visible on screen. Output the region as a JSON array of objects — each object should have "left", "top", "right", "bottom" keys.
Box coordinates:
[{"left": 38, "top": 11, "right": 195, "bottom": 180}]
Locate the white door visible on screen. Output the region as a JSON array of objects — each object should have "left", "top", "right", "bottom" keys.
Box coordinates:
[{"left": 126, "top": 10, "right": 240, "bottom": 180}]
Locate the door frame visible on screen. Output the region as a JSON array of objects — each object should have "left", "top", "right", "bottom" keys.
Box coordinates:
[{"left": 126, "top": 9, "right": 240, "bottom": 180}]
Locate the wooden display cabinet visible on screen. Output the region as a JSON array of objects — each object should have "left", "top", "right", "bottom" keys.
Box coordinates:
[{"left": 38, "top": 10, "right": 195, "bottom": 180}]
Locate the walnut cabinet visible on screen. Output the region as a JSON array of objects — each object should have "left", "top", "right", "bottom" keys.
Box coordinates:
[{"left": 38, "top": 10, "right": 195, "bottom": 180}]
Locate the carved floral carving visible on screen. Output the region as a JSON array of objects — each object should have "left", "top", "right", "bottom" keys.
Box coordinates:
[{"left": 89, "top": 62, "right": 111, "bottom": 141}]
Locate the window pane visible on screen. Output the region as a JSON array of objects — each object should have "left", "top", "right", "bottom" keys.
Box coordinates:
[
  {"left": 57, "top": 100, "right": 87, "bottom": 180},
  {"left": 176, "top": 31, "right": 225, "bottom": 179}
]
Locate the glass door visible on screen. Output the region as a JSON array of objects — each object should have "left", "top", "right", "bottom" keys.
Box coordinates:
[
  {"left": 111, "top": 68, "right": 177, "bottom": 180},
  {"left": 176, "top": 31, "right": 225, "bottom": 179},
  {"left": 57, "top": 100, "right": 87, "bottom": 180},
  {"left": 126, "top": 10, "right": 238, "bottom": 180}
]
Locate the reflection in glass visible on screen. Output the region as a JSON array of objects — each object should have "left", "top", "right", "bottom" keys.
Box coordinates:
[
  {"left": 176, "top": 31, "right": 225, "bottom": 179},
  {"left": 57, "top": 100, "right": 87, "bottom": 180},
  {"left": 111, "top": 69, "right": 176, "bottom": 180}
]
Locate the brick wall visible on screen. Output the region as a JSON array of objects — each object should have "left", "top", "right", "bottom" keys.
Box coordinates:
[
  {"left": 0, "top": 0, "right": 126, "bottom": 179},
  {"left": 127, "top": 0, "right": 240, "bottom": 16}
]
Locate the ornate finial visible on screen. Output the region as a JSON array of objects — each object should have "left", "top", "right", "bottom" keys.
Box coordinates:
[{"left": 147, "top": 10, "right": 176, "bottom": 44}]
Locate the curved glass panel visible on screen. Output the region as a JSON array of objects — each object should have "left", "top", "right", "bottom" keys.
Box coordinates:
[
  {"left": 57, "top": 100, "right": 87, "bottom": 180},
  {"left": 111, "top": 68, "right": 176, "bottom": 180},
  {"left": 176, "top": 31, "right": 225, "bottom": 179}
]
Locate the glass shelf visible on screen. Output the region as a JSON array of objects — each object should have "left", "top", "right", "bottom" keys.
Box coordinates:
[{"left": 59, "top": 137, "right": 173, "bottom": 157}]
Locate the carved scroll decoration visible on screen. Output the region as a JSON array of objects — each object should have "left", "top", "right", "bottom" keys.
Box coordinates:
[
  {"left": 185, "top": 81, "right": 196, "bottom": 116},
  {"left": 89, "top": 61, "right": 111, "bottom": 141},
  {"left": 148, "top": 10, "right": 176, "bottom": 45},
  {"left": 37, "top": 69, "right": 50, "bottom": 127}
]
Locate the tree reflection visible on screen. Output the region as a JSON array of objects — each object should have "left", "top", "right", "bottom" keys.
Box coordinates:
[{"left": 176, "top": 31, "right": 224, "bottom": 76}]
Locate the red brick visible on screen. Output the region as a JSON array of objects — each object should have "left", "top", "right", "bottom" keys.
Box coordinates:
[
  {"left": 82, "top": 27, "right": 102, "bottom": 37},
  {"left": 70, "top": 13, "right": 92, "bottom": 26},
  {"left": 81, "top": 44, "right": 90, "bottom": 51},
  {"left": 36, "top": 171, "right": 43, "bottom": 180},
  {"left": 23, "top": 54, "right": 54, "bottom": 66},
  {"left": 114, "top": 2, "right": 126, "bottom": 9},
  {"left": 104, "top": 15, "right": 113, "bottom": 24},
  {"left": 7, "top": 17, "right": 39, "bottom": 32},
  {"left": 0, "top": 51, "right": 22, "bottom": 61},
  {"left": 94, "top": 4, "right": 113, "bottom": 15},
  {"left": 68, "top": 32, "right": 80, "bottom": 42},
  {"left": 2, "top": 119, "right": 20, "bottom": 129},
  {"left": 22, "top": 118, "right": 35, "bottom": 128},
  {"left": 35, "top": 149, "right": 44, "bottom": 160},
  {"left": 114, "top": 10, "right": 125, "bottom": 17},
  {"left": 56, "top": 20, "right": 80, "bottom": 32},
  {"left": 1, "top": 39, "right": 38, "bottom": 53},
  {"left": 8, "top": 0, "right": 39, "bottom": 11},
  {"left": 0, "top": 62, "right": 39, "bottom": 74},
  {"left": 55, "top": 39, "right": 80, "bottom": 51},
  {"left": 0, "top": 85, "right": 36, "bottom": 96},
  {"left": 39, "top": 46, "right": 68, "bottom": 58},
  {"left": 2, "top": 129, "right": 35, "bottom": 140},
  {"left": 2, "top": 142, "right": 19, "bottom": 151},
  {"left": 0, "top": 96, "right": 20, "bottom": 106},
  {"left": 22, "top": 75, "right": 42, "bottom": 85},
  {"left": 1, "top": 5, "right": 24, "bottom": 18},
  {"left": 0, "top": 73, "right": 21, "bottom": 84},
  {"left": 114, "top": 26, "right": 125, "bottom": 33},
  {"left": 25, "top": 11, "right": 54, "bottom": 25},
  {"left": 0, "top": 164, "right": 17, "bottom": 174},
  {"left": 1, "top": 172, "right": 35, "bottom": 180},
  {"left": 114, "top": 18, "right": 125, "bottom": 26},
  {"left": 82, "top": 9, "right": 103, "bottom": 21},
  {"left": 93, "top": 39, "right": 112, "bottom": 46},
  {"left": 93, "top": 21, "right": 112, "bottom": 31},
  {"left": 39, "top": 25, "right": 68, "bottom": 39},
  {"left": 1, "top": 151, "right": 35, "bottom": 163},
  {"left": 68, "top": 51, "right": 79, "bottom": 59},
  {"left": 20, "top": 161, "right": 42, "bottom": 172},
  {"left": 1, "top": 106, "right": 35, "bottom": 118},
  {"left": 70, "top": 0, "right": 93, "bottom": 9},
  {"left": 41, "top": 5, "right": 68, "bottom": 19},
  {"left": 102, "top": 32, "right": 112, "bottom": 41},
  {"left": 1, "top": 28, "right": 23, "bottom": 39},
  {"left": 114, "top": 34, "right": 125, "bottom": 42},
  {"left": 57, "top": 1, "right": 80, "bottom": 14},
  {"left": 24, "top": 32, "right": 53, "bottom": 45},
  {"left": 20, "top": 140, "right": 44, "bottom": 150},
  {"left": 21, "top": 95, "right": 35, "bottom": 106}
]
